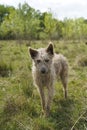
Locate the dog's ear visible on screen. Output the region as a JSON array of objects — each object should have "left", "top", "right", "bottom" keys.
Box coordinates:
[
  {"left": 46, "top": 43, "right": 54, "bottom": 55},
  {"left": 29, "top": 47, "right": 38, "bottom": 59}
]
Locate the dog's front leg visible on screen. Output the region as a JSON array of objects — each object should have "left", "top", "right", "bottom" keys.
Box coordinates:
[
  {"left": 46, "top": 85, "right": 54, "bottom": 117},
  {"left": 38, "top": 87, "right": 46, "bottom": 115}
]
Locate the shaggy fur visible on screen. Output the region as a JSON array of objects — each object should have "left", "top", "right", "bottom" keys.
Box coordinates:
[{"left": 29, "top": 43, "right": 68, "bottom": 117}]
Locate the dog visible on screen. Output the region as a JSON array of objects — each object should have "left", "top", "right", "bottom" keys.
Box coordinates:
[{"left": 29, "top": 42, "right": 68, "bottom": 117}]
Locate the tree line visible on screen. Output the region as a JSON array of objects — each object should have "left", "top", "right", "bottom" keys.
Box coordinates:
[{"left": 0, "top": 3, "right": 87, "bottom": 40}]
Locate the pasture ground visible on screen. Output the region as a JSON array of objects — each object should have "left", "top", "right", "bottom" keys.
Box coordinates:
[{"left": 0, "top": 40, "right": 87, "bottom": 130}]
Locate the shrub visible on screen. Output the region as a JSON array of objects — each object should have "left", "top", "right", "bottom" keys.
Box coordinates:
[
  {"left": 76, "top": 55, "right": 87, "bottom": 67},
  {"left": 19, "top": 69, "right": 34, "bottom": 97},
  {"left": 0, "top": 60, "right": 13, "bottom": 77},
  {"left": 3, "top": 97, "right": 18, "bottom": 116}
]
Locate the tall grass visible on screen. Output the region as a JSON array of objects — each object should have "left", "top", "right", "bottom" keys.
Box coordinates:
[{"left": 0, "top": 40, "right": 87, "bottom": 130}]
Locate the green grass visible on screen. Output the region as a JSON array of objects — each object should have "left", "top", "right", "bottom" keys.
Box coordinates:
[{"left": 0, "top": 40, "right": 87, "bottom": 130}]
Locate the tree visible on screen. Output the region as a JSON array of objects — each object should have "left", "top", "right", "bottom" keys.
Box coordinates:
[{"left": 43, "top": 12, "right": 57, "bottom": 39}]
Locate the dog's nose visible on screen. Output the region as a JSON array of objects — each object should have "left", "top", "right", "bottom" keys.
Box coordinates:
[{"left": 41, "top": 68, "right": 46, "bottom": 74}]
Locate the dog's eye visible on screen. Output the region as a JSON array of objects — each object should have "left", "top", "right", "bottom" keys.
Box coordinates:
[
  {"left": 45, "top": 59, "right": 49, "bottom": 62},
  {"left": 37, "top": 59, "right": 41, "bottom": 63}
]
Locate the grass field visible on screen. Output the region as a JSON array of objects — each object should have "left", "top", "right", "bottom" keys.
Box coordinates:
[{"left": 0, "top": 40, "right": 87, "bottom": 130}]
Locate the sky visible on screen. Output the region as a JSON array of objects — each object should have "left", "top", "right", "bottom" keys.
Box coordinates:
[{"left": 0, "top": 0, "right": 87, "bottom": 20}]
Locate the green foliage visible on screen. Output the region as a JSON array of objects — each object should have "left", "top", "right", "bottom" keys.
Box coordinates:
[
  {"left": 0, "top": 5, "right": 15, "bottom": 23},
  {"left": 43, "top": 12, "right": 57, "bottom": 39},
  {"left": 1, "top": 3, "right": 87, "bottom": 40},
  {"left": 0, "top": 40, "right": 87, "bottom": 130}
]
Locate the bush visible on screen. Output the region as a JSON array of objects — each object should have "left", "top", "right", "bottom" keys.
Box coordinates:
[
  {"left": 76, "top": 55, "right": 87, "bottom": 67},
  {"left": 19, "top": 69, "right": 34, "bottom": 97},
  {"left": 0, "top": 60, "right": 13, "bottom": 77}
]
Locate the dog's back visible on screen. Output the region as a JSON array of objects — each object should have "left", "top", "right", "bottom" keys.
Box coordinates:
[{"left": 53, "top": 53, "right": 68, "bottom": 79}]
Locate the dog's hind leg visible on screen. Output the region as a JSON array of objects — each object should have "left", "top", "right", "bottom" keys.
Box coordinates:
[{"left": 60, "top": 69, "right": 68, "bottom": 99}]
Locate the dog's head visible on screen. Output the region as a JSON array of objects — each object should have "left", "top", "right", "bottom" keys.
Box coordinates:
[{"left": 29, "top": 43, "right": 54, "bottom": 74}]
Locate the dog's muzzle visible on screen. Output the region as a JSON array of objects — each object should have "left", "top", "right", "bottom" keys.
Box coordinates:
[{"left": 41, "top": 67, "right": 46, "bottom": 74}]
